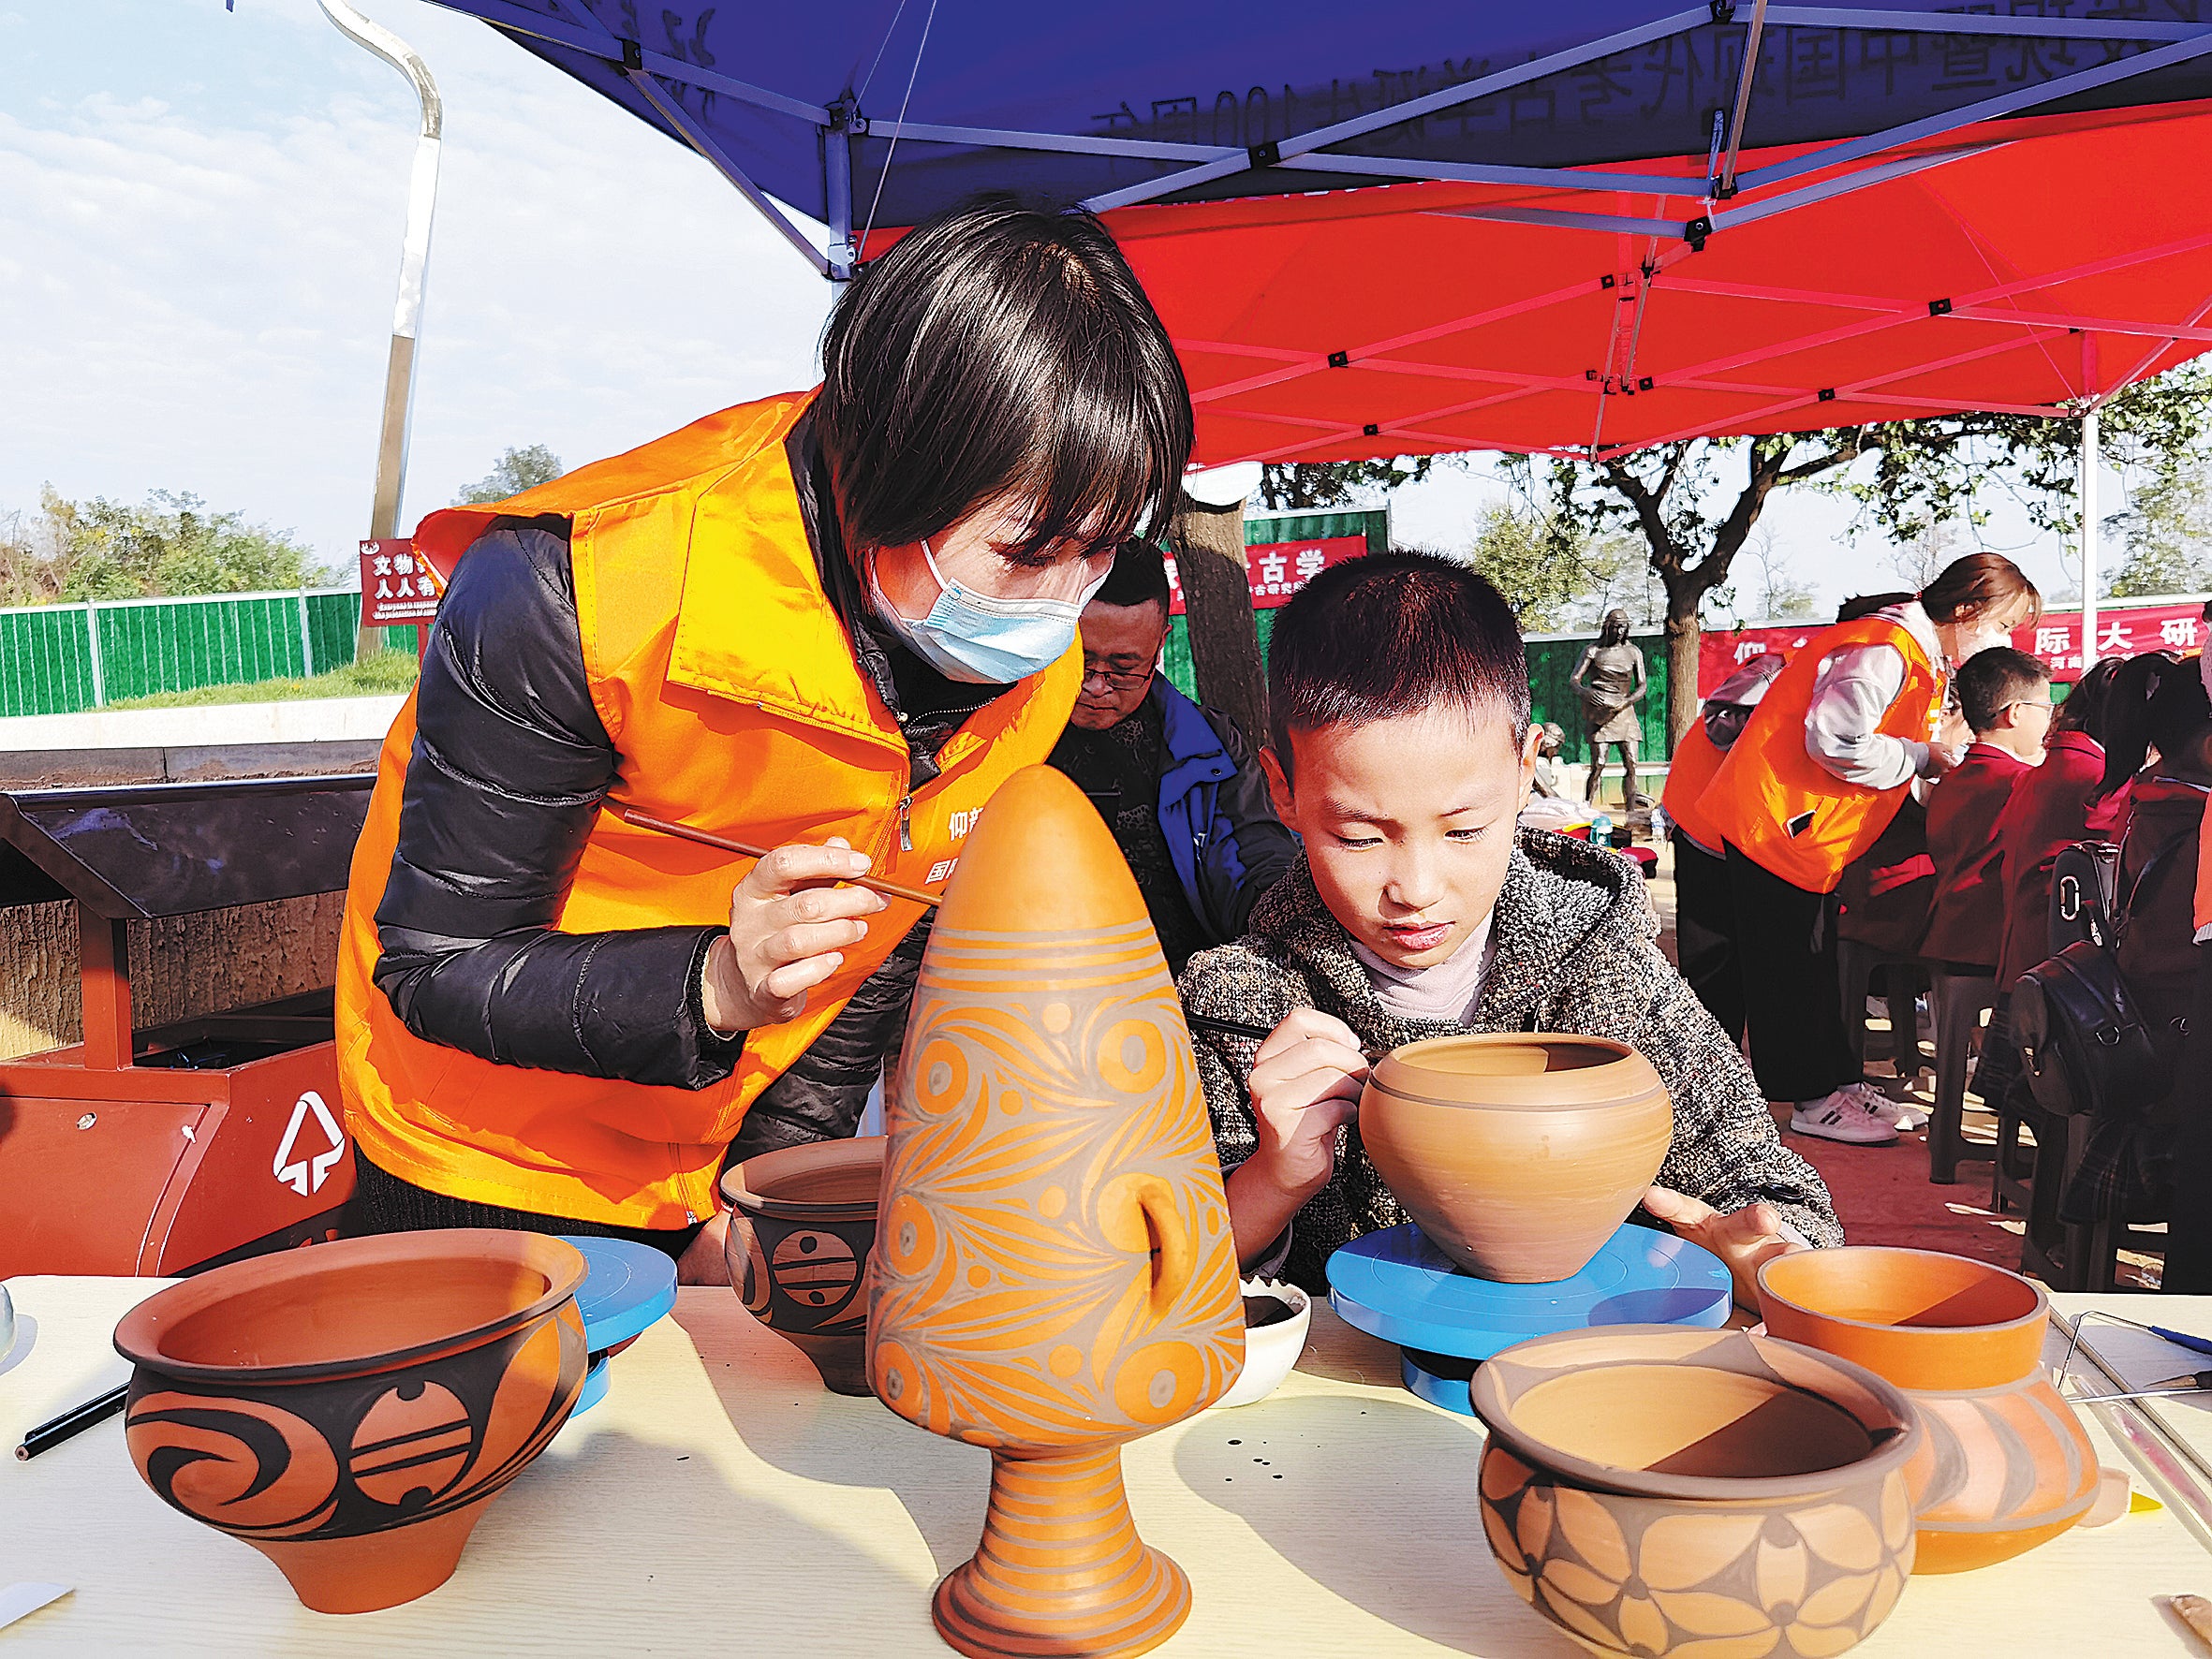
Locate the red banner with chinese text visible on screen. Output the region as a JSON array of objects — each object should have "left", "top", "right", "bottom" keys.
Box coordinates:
[
  {"left": 359, "top": 539, "right": 450, "bottom": 626},
  {"left": 1164, "top": 534, "right": 1366, "bottom": 615},
  {"left": 1699, "top": 597, "right": 2208, "bottom": 697}
]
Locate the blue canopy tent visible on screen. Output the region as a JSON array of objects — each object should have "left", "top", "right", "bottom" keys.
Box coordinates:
[{"left": 415, "top": 3, "right": 2212, "bottom": 467}]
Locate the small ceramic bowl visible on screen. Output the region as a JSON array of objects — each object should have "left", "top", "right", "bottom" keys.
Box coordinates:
[
  {"left": 1472, "top": 1324, "right": 1921, "bottom": 1659},
  {"left": 1215, "top": 1278, "right": 1310, "bottom": 1409},
  {"left": 722, "top": 1136, "right": 884, "bottom": 1396}
]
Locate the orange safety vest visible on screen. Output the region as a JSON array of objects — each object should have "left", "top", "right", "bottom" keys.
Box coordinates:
[
  {"left": 334, "top": 391, "right": 1080, "bottom": 1227},
  {"left": 1660, "top": 719, "right": 1727, "bottom": 851},
  {"left": 1699, "top": 613, "right": 1945, "bottom": 895}
]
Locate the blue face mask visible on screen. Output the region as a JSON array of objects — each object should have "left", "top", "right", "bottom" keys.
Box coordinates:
[{"left": 867, "top": 538, "right": 1109, "bottom": 685}]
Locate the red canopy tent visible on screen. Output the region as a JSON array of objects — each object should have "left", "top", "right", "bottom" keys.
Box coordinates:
[{"left": 1100, "top": 101, "right": 2212, "bottom": 466}]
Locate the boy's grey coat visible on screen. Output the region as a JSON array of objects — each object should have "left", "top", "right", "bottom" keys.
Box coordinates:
[{"left": 1177, "top": 829, "right": 1843, "bottom": 1292}]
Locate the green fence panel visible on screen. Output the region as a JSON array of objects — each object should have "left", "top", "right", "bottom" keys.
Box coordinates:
[
  {"left": 0, "top": 605, "right": 96, "bottom": 717},
  {"left": 1244, "top": 509, "right": 1390, "bottom": 554},
  {"left": 1526, "top": 632, "right": 1673, "bottom": 764},
  {"left": 1159, "top": 610, "right": 1279, "bottom": 705}
]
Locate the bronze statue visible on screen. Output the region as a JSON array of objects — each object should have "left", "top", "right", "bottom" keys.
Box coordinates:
[{"left": 1569, "top": 609, "right": 1649, "bottom": 808}]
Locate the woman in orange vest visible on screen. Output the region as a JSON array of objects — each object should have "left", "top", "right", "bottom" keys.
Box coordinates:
[
  {"left": 333, "top": 200, "right": 1193, "bottom": 1284},
  {"left": 1698, "top": 554, "right": 2041, "bottom": 1146}
]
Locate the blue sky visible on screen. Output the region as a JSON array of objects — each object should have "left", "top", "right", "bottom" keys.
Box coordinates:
[{"left": 0, "top": 2, "right": 2094, "bottom": 611}]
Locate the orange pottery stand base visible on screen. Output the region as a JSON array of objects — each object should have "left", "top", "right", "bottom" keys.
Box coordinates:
[
  {"left": 933, "top": 1447, "right": 1191, "bottom": 1659},
  {"left": 252, "top": 1500, "right": 489, "bottom": 1614}
]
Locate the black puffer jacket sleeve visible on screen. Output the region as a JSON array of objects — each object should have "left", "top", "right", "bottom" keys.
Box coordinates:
[{"left": 371, "top": 519, "right": 743, "bottom": 1089}]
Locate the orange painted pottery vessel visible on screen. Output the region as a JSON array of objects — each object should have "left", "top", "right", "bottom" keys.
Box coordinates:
[
  {"left": 722, "top": 1136, "right": 885, "bottom": 1395},
  {"left": 1472, "top": 1325, "right": 1921, "bottom": 1659},
  {"left": 112, "top": 1229, "right": 588, "bottom": 1613},
  {"left": 868, "top": 766, "right": 1246, "bottom": 1659},
  {"left": 1757, "top": 1245, "right": 2100, "bottom": 1573},
  {"left": 1358, "top": 1034, "right": 1672, "bottom": 1283}
]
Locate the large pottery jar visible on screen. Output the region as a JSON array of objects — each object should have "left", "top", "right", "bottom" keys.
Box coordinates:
[
  {"left": 868, "top": 766, "right": 1246, "bottom": 1659},
  {"left": 1472, "top": 1325, "right": 1920, "bottom": 1659},
  {"left": 1758, "top": 1246, "right": 2101, "bottom": 1573},
  {"left": 113, "top": 1229, "right": 588, "bottom": 1613},
  {"left": 723, "top": 1136, "right": 885, "bottom": 1395},
  {"left": 1359, "top": 1034, "right": 1671, "bottom": 1282}
]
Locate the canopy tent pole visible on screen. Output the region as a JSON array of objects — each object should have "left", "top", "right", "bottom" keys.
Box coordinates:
[
  {"left": 317, "top": 0, "right": 439, "bottom": 661},
  {"left": 2081, "top": 406, "right": 2101, "bottom": 668}
]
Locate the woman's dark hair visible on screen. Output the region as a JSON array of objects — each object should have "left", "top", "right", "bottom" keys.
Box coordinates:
[
  {"left": 1836, "top": 591, "right": 1916, "bottom": 624},
  {"left": 2096, "top": 651, "right": 2212, "bottom": 798},
  {"left": 1920, "top": 551, "right": 2043, "bottom": 627},
  {"left": 1267, "top": 551, "right": 1529, "bottom": 773},
  {"left": 2053, "top": 656, "right": 2122, "bottom": 741},
  {"left": 815, "top": 197, "right": 1193, "bottom": 566},
  {"left": 1093, "top": 537, "right": 1172, "bottom": 614},
  {"left": 1954, "top": 647, "right": 2049, "bottom": 733}
]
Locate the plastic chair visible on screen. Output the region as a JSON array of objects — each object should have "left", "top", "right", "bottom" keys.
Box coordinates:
[
  {"left": 1927, "top": 969, "right": 1998, "bottom": 1184},
  {"left": 1836, "top": 939, "right": 1927, "bottom": 1079},
  {"left": 1990, "top": 1085, "right": 2038, "bottom": 1214}
]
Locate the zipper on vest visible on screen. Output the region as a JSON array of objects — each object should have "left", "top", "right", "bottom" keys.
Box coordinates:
[{"left": 897, "top": 793, "right": 914, "bottom": 852}]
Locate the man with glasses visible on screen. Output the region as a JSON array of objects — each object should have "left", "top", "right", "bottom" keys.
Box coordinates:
[{"left": 1048, "top": 539, "right": 1297, "bottom": 974}]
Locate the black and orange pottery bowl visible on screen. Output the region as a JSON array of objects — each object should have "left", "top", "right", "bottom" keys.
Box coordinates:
[
  {"left": 113, "top": 1228, "right": 588, "bottom": 1613},
  {"left": 722, "top": 1135, "right": 884, "bottom": 1396}
]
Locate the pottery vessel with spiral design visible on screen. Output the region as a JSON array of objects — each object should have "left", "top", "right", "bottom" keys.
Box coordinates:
[
  {"left": 868, "top": 766, "right": 1246, "bottom": 1659},
  {"left": 723, "top": 1136, "right": 885, "bottom": 1395},
  {"left": 113, "top": 1229, "right": 588, "bottom": 1613}
]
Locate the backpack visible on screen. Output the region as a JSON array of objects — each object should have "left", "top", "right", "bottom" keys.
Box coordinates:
[{"left": 2012, "top": 832, "right": 2191, "bottom": 1221}]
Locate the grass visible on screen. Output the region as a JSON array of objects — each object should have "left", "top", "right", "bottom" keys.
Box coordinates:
[{"left": 106, "top": 648, "right": 421, "bottom": 710}]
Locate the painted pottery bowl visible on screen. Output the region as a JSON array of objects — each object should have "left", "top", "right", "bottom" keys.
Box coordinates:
[
  {"left": 1758, "top": 1246, "right": 2101, "bottom": 1573},
  {"left": 1214, "top": 1279, "right": 1312, "bottom": 1410},
  {"left": 1472, "top": 1325, "right": 1921, "bottom": 1659},
  {"left": 870, "top": 767, "right": 1246, "bottom": 1659},
  {"left": 722, "top": 1136, "right": 884, "bottom": 1396},
  {"left": 1359, "top": 1034, "right": 1672, "bottom": 1283},
  {"left": 112, "top": 1229, "right": 588, "bottom": 1614}
]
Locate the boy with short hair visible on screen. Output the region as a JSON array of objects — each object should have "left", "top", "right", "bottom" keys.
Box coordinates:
[
  {"left": 1922, "top": 648, "right": 2053, "bottom": 974},
  {"left": 1178, "top": 552, "right": 1839, "bottom": 1302}
]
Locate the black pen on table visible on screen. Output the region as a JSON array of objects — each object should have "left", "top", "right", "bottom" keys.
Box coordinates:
[{"left": 15, "top": 1382, "right": 127, "bottom": 1461}]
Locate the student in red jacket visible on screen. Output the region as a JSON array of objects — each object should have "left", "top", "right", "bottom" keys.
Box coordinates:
[
  {"left": 1993, "top": 657, "right": 2125, "bottom": 991},
  {"left": 1923, "top": 649, "right": 2054, "bottom": 974}
]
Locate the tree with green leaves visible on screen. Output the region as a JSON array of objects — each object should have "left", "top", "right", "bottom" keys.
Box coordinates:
[
  {"left": 1529, "top": 361, "right": 2212, "bottom": 741},
  {"left": 2109, "top": 448, "right": 2212, "bottom": 598},
  {"left": 455, "top": 444, "right": 565, "bottom": 506},
  {"left": 1457, "top": 502, "right": 1652, "bottom": 634},
  {"left": 0, "top": 486, "right": 323, "bottom": 606},
  {"left": 1260, "top": 458, "right": 1433, "bottom": 510}
]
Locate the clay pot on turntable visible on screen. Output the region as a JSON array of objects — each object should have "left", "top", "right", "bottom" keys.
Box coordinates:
[
  {"left": 1757, "top": 1246, "right": 2108, "bottom": 1573},
  {"left": 1358, "top": 1033, "right": 1672, "bottom": 1283},
  {"left": 1472, "top": 1325, "right": 1921, "bottom": 1659},
  {"left": 722, "top": 1136, "right": 885, "bottom": 1396},
  {"left": 869, "top": 766, "right": 1246, "bottom": 1659},
  {"left": 112, "top": 1229, "right": 588, "bottom": 1614}
]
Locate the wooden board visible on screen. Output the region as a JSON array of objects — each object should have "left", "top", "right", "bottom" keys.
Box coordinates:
[{"left": 2, "top": 1277, "right": 2208, "bottom": 1655}]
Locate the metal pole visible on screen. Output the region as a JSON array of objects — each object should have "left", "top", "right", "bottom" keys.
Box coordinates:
[
  {"left": 2080, "top": 408, "right": 2101, "bottom": 668},
  {"left": 317, "top": 0, "right": 440, "bottom": 657}
]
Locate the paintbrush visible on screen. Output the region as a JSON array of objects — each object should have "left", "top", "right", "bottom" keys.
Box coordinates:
[{"left": 619, "top": 808, "right": 944, "bottom": 908}]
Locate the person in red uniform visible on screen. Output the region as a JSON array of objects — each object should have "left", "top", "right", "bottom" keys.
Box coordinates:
[{"left": 1922, "top": 648, "right": 2054, "bottom": 975}]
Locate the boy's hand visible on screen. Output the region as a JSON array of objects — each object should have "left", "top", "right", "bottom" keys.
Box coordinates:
[
  {"left": 701, "top": 836, "right": 887, "bottom": 1034},
  {"left": 1246, "top": 1007, "right": 1370, "bottom": 1198},
  {"left": 1223, "top": 1008, "right": 1369, "bottom": 1270},
  {"left": 1642, "top": 1184, "right": 1803, "bottom": 1310}
]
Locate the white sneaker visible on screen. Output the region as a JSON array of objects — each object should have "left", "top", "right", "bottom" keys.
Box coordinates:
[
  {"left": 1875, "top": 1094, "right": 1930, "bottom": 1132},
  {"left": 1791, "top": 1084, "right": 1901, "bottom": 1145}
]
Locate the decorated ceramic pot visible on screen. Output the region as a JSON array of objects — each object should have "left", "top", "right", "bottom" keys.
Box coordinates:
[
  {"left": 869, "top": 766, "right": 1246, "bottom": 1659},
  {"left": 722, "top": 1136, "right": 885, "bottom": 1396},
  {"left": 1359, "top": 1034, "right": 1672, "bottom": 1283},
  {"left": 112, "top": 1229, "right": 588, "bottom": 1614},
  {"left": 1757, "top": 1246, "right": 2103, "bottom": 1573},
  {"left": 1472, "top": 1325, "right": 1921, "bottom": 1659}
]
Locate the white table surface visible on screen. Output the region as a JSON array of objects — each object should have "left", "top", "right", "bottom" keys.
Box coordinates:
[{"left": 5, "top": 1277, "right": 2212, "bottom": 1656}]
